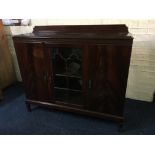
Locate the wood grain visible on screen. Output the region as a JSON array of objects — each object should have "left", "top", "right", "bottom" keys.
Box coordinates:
[
  {"left": 0, "top": 19, "right": 16, "bottom": 91},
  {"left": 13, "top": 25, "right": 133, "bottom": 124}
]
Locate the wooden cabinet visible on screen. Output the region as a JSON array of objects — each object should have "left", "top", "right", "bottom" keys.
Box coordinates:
[
  {"left": 13, "top": 25, "right": 133, "bottom": 124},
  {"left": 0, "top": 19, "right": 16, "bottom": 94}
]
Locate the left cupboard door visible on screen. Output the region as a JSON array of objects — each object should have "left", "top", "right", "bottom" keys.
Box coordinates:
[{"left": 14, "top": 42, "right": 54, "bottom": 102}]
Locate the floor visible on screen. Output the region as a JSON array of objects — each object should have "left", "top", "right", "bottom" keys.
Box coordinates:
[{"left": 0, "top": 83, "right": 155, "bottom": 135}]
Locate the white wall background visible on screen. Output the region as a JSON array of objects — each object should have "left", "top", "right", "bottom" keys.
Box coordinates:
[{"left": 6, "top": 19, "right": 155, "bottom": 102}]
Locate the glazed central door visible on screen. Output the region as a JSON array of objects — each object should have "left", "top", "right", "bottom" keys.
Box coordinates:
[{"left": 48, "top": 45, "right": 87, "bottom": 108}]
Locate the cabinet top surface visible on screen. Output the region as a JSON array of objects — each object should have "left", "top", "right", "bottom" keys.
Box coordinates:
[{"left": 13, "top": 25, "right": 133, "bottom": 40}]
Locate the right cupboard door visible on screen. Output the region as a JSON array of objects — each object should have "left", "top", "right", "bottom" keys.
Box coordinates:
[{"left": 86, "top": 45, "right": 132, "bottom": 116}]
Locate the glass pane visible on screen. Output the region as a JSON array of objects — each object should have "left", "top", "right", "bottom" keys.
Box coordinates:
[
  {"left": 68, "top": 91, "right": 83, "bottom": 105},
  {"left": 54, "top": 89, "right": 68, "bottom": 102},
  {"left": 69, "top": 77, "right": 82, "bottom": 90},
  {"left": 51, "top": 47, "right": 83, "bottom": 106},
  {"left": 54, "top": 76, "right": 67, "bottom": 88}
]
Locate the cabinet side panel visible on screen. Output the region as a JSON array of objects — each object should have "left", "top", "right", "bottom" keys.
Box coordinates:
[{"left": 13, "top": 42, "right": 33, "bottom": 99}]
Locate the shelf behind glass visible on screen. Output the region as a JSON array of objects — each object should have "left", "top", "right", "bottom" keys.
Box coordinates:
[{"left": 51, "top": 47, "right": 83, "bottom": 106}]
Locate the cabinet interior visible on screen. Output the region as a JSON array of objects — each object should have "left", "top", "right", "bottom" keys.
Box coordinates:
[{"left": 51, "top": 47, "right": 83, "bottom": 106}]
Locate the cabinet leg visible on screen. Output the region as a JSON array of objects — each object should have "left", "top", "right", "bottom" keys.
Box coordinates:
[{"left": 26, "top": 102, "right": 31, "bottom": 112}]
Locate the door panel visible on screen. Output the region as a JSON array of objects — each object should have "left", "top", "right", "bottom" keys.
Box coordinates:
[
  {"left": 49, "top": 45, "right": 85, "bottom": 107},
  {"left": 86, "top": 45, "right": 132, "bottom": 116},
  {"left": 14, "top": 42, "right": 54, "bottom": 102}
]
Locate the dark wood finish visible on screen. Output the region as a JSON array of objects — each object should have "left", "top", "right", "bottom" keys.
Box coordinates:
[
  {"left": 26, "top": 99, "right": 124, "bottom": 123},
  {"left": 14, "top": 42, "right": 54, "bottom": 102},
  {"left": 13, "top": 25, "right": 133, "bottom": 124},
  {"left": 86, "top": 45, "right": 132, "bottom": 117}
]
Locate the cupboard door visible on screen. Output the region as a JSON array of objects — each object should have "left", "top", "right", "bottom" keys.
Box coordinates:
[
  {"left": 48, "top": 45, "right": 86, "bottom": 108},
  {"left": 14, "top": 42, "right": 54, "bottom": 102},
  {"left": 87, "top": 45, "right": 132, "bottom": 116}
]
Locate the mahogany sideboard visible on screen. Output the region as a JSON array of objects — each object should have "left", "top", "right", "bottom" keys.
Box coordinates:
[{"left": 13, "top": 25, "right": 133, "bottom": 125}]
